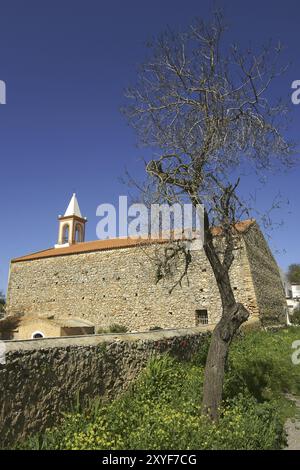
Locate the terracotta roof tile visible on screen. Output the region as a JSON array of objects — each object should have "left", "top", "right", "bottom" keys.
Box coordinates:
[
  {"left": 11, "top": 219, "right": 256, "bottom": 263},
  {"left": 11, "top": 237, "right": 168, "bottom": 262},
  {"left": 210, "top": 219, "right": 255, "bottom": 236}
]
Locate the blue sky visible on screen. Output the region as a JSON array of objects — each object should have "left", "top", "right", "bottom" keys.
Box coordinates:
[{"left": 0, "top": 0, "right": 299, "bottom": 292}]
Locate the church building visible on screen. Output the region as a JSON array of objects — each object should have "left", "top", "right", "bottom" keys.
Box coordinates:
[{"left": 5, "top": 194, "right": 287, "bottom": 337}]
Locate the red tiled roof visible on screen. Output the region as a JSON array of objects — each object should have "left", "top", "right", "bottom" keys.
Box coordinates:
[
  {"left": 11, "top": 237, "right": 168, "bottom": 263},
  {"left": 11, "top": 219, "right": 256, "bottom": 263},
  {"left": 210, "top": 219, "right": 255, "bottom": 236}
]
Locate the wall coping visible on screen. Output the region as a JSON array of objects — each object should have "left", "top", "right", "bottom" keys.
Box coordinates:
[
  {"left": 3, "top": 325, "right": 215, "bottom": 353},
  {"left": 3, "top": 317, "right": 260, "bottom": 353}
]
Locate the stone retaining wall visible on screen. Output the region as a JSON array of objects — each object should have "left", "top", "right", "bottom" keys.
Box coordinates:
[{"left": 0, "top": 326, "right": 212, "bottom": 447}]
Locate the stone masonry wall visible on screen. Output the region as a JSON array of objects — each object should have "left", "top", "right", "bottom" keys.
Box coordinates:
[
  {"left": 6, "top": 230, "right": 261, "bottom": 332},
  {"left": 243, "top": 224, "right": 287, "bottom": 322},
  {"left": 0, "top": 327, "right": 211, "bottom": 447}
]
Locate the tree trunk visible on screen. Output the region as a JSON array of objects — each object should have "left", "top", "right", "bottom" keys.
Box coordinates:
[
  {"left": 201, "top": 302, "right": 249, "bottom": 421},
  {"left": 201, "top": 215, "right": 250, "bottom": 421}
]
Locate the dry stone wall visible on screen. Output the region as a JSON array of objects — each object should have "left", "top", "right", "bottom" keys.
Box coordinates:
[
  {"left": 243, "top": 224, "right": 287, "bottom": 323},
  {"left": 0, "top": 327, "right": 211, "bottom": 447}
]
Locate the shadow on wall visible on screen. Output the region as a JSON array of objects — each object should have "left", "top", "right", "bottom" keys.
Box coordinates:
[{"left": 0, "top": 315, "right": 21, "bottom": 340}]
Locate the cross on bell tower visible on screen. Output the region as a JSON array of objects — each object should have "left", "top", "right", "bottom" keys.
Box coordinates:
[{"left": 55, "top": 194, "right": 87, "bottom": 248}]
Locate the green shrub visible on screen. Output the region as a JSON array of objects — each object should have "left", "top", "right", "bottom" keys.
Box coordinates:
[
  {"left": 225, "top": 328, "right": 300, "bottom": 400},
  {"left": 0, "top": 291, "right": 5, "bottom": 314},
  {"left": 20, "top": 361, "right": 285, "bottom": 450},
  {"left": 96, "top": 327, "right": 106, "bottom": 334},
  {"left": 0, "top": 314, "right": 21, "bottom": 340},
  {"left": 97, "top": 324, "right": 128, "bottom": 334},
  {"left": 109, "top": 324, "right": 128, "bottom": 333},
  {"left": 17, "top": 328, "right": 300, "bottom": 450},
  {"left": 190, "top": 333, "right": 211, "bottom": 367},
  {"left": 291, "top": 308, "right": 300, "bottom": 325}
]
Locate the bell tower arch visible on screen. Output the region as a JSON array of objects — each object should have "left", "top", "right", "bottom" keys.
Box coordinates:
[{"left": 55, "top": 194, "right": 87, "bottom": 248}]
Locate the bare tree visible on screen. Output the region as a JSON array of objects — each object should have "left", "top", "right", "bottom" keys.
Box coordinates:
[{"left": 123, "top": 11, "right": 294, "bottom": 420}]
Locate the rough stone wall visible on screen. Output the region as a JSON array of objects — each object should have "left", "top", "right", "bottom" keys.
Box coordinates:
[
  {"left": 0, "top": 327, "right": 211, "bottom": 447},
  {"left": 6, "top": 230, "right": 260, "bottom": 331},
  {"left": 243, "top": 224, "right": 287, "bottom": 322}
]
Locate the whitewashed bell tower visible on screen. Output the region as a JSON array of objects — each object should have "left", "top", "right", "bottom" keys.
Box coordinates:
[{"left": 55, "top": 194, "right": 87, "bottom": 248}]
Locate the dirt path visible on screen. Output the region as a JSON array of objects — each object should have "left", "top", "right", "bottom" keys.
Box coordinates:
[{"left": 285, "top": 395, "right": 300, "bottom": 450}]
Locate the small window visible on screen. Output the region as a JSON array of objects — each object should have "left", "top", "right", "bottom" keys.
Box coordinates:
[
  {"left": 31, "top": 331, "right": 45, "bottom": 339},
  {"left": 195, "top": 309, "right": 208, "bottom": 326}
]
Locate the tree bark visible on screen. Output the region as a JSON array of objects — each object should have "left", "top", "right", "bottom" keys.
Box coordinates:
[
  {"left": 201, "top": 214, "right": 250, "bottom": 421},
  {"left": 201, "top": 301, "right": 249, "bottom": 421}
]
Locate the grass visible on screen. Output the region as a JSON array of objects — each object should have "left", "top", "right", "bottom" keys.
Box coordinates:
[
  {"left": 15, "top": 326, "right": 300, "bottom": 450},
  {"left": 97, "top": 324, "right": 128, "bottom": 334}
]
